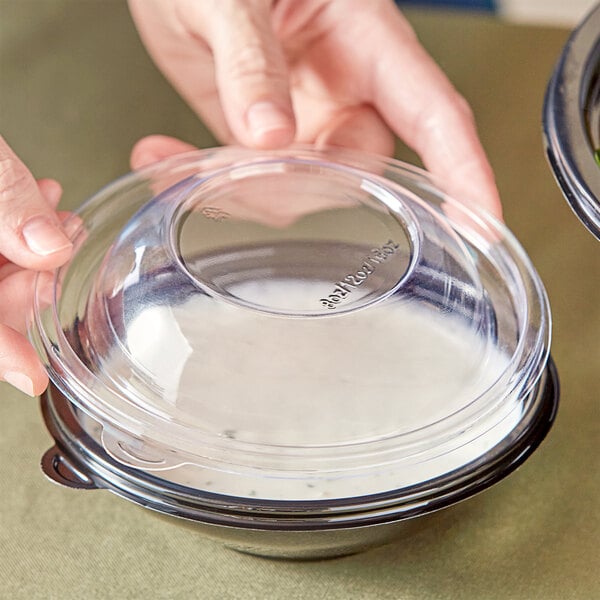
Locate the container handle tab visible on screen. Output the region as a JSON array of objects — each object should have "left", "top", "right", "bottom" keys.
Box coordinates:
[{"left": 40, "top": 446, "right": 98, "bottom": 490}]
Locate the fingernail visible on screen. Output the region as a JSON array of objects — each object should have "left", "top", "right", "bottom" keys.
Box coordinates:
[
  {"left": 22, "top": 217, "right": 72, "bottom": 256},
  {"left": 246, "top": 102, "right": 293, "bottom": 143},
  {"left": 4, "top": 371, "right": 35, "bottom": 396}
]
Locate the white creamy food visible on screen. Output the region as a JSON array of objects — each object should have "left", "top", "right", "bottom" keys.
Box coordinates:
[{"left": 84, "top": 280, "right": 522, "bottom": 501}]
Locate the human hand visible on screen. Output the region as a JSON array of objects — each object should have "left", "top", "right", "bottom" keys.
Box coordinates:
[
  {"left": 0, "top": 136, "right": 73, "bottom": 396},
  {"left": 128, "top": 0, "right": 502, "bottom": 218}
]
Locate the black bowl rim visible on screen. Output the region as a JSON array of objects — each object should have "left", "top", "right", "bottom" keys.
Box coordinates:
[
  {"left": 543, "top": 3, "right": 600, "bottom": 239},
  {"left": 39, "top": 358, "right": 559, "bottom": 531}
]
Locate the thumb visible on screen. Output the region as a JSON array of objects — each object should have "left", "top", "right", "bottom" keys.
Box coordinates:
[
  {"left": 0, "top": 136, "right": 72, "bottom": 270},
  {"left": 201, "top": 1, "right": 295, "bottom": 148}
]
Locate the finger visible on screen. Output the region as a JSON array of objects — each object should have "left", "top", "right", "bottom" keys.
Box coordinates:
[
  {"left": 321, "top": 3, "right": 502, "bottom": 218},
  {"left": 315, "top": 105, "right": 396, "bottom": 157},
  {"left": 178, "top": 90, "right": 235, "bottom": 146},
  {"left": 0, "top": 136, "right": 72, "bottom": 270},
  {"left": 128, "top": 0, "right": 235, "bottom": 144},
  {"left": 37, "top": 178, "right": 63, "bottom": 209},
  {"left": 0, "top": 324, "right": 48, "bottom": 396},
  {"left": 0, "top": 269, "right": 54, "bottom": 334},
  {"left": 192, "top": 0, "right": 295, "bottom": 148},
  {"left": 0, "top": 178, "right": 66, "bottom": 271},
  {"left": 130, "top": 135, "right": 199, "bottom": 169},
  {"left": 365, "top": 12, "right": 502, "bottom": 217}
]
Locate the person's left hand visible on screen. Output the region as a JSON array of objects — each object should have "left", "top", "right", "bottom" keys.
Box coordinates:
[
  {"left": 0, "top": 136, "right": 73, "bottom": 396},
  {"left": 128, "top": 0, "right": 502, "bottom": 219}
]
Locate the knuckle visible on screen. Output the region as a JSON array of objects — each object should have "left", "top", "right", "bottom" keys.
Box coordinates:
[
  {"left": 453, "top": 93, "right": 475, "bottom": 123},
  {"left": 0, "top": 157, "right": 35, "bottom": 205},
  {"left": 227, "top": 42, "right": 286, "bottom": 84},
  {"left": 413, "top": 106, "right": 440, "bottom": 138},
  {"left": 414, "top": 92, "right": 475, "bottom": 141}
]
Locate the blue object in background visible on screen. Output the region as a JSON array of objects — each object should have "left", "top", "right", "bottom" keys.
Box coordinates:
[{"left": 397, "top": 0, "right": 496, "bottom": 11}]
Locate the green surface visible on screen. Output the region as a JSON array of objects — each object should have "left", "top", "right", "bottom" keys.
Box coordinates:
[{"left": 1, "top": 2, "right": 599, "bottom": 599}]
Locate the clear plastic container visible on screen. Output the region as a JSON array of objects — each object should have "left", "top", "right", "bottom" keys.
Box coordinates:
[{"left": 32, "top": 147, "right": 558, "bottom": 558}]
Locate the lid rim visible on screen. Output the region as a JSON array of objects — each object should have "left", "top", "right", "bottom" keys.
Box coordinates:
[{"left": 30, "top": 147, "right": 552, "bottom": 474}]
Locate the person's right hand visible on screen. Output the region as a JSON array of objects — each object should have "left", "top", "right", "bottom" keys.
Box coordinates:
[
  {"left": 0, "top": 136, "right": 73, "bottom": 396},
  {"left": 128, "top": 0, "right": 502, "bottom": 219}
]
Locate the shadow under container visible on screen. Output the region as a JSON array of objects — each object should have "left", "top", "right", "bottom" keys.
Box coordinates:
[{"left": 32, "top": 147, "right": 559, "bottom": 559}]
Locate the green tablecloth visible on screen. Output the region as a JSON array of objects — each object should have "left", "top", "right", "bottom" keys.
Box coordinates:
[{"left": 1, "top": 2, "right": 598, "bottom": 598}]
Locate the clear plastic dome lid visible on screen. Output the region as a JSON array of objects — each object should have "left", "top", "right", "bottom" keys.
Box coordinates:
[{"left": 31, "top": 147, "right": 551, "bottom": 500}]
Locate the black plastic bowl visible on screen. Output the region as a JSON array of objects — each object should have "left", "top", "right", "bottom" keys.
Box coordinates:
[
  {"left": 40, "top": 360, "right": 558, "bottom": 560},
  {"left": 544, "top": 3, "right": 600, "bottom": 239}
]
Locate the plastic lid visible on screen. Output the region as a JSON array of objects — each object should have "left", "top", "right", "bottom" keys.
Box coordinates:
[{"left": 31, "top": 147, "right": 551, "bottom": 500}]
